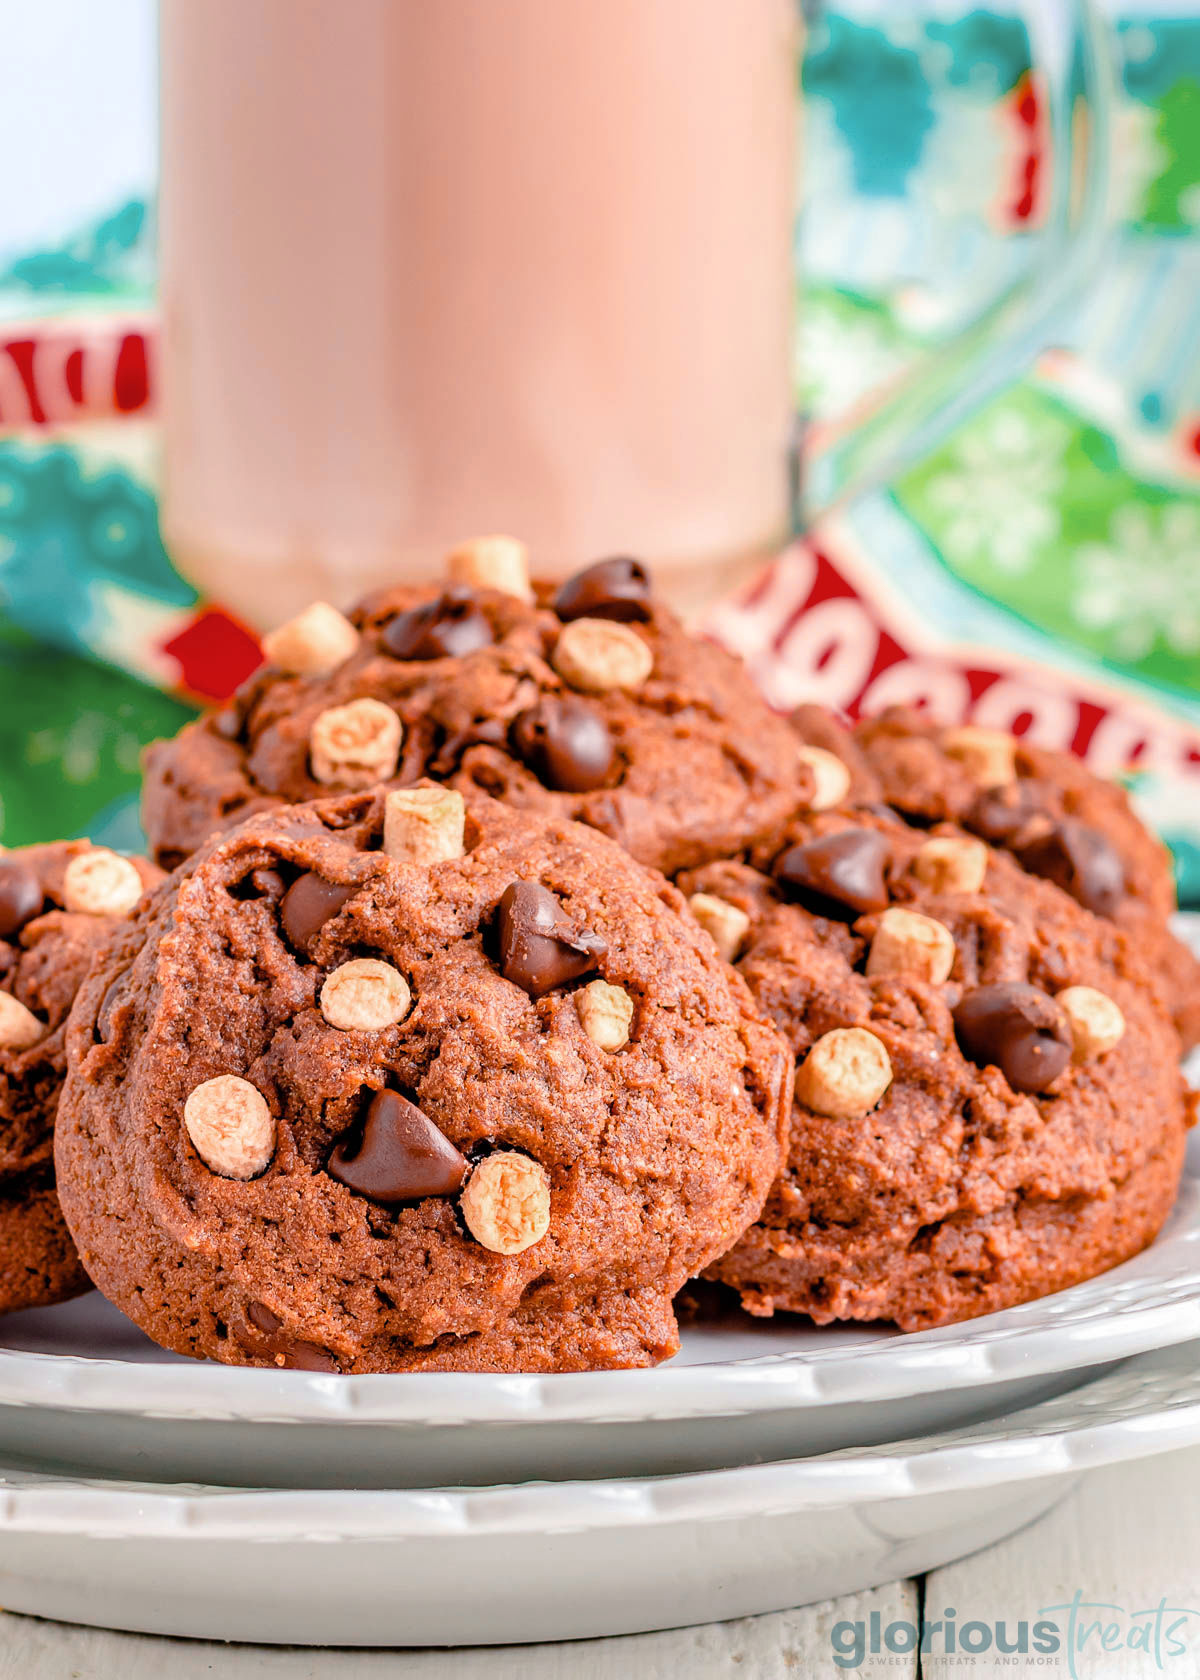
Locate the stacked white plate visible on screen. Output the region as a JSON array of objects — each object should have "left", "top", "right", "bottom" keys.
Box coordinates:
[
  {"left": 0, "top": 1157, "right": 1194, "bottom": 1645},
  {"left": 0, "top": 926, "right": 1194, "bottom": 1645},
  {"left": 1, "top": 1341, "right": 1198, "bottom": 1646}
]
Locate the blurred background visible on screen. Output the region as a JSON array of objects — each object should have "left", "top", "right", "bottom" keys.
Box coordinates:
[{"left": 0, "top": 0, "right": 1196, "bottom": 883}]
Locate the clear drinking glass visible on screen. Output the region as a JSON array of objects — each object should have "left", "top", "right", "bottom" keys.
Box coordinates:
[
  {"left": 800, "top": 0, "right": 1116, "bottom": 523},
  {"left": 156, "top": 0, "right": 1115, "bottom": 625}
]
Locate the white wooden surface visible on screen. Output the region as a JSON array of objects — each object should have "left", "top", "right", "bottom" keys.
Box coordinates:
[
  {"left": 0, "top": 1581, "right": 921, "bottom": 1679},
  {"left": 924, "top": 1446, "right": 1200, "bottom": 1680},
  {"left": 0, "top": 1450, "right": 1197, "bottom": 1678}
]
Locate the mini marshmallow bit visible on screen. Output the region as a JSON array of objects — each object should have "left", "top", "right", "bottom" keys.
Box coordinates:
[
  {"left": 1056, "top": 985, "right": 1126, "bottom": 1063},
  {"left": 689, "top": 893, "right": 751, "bottom": 964},
  {"left": 320, "top": 959, "right": 412, "bottom": 1032},
  {"left": 261, "top": 602, "right": 359, "bottom": 677},
  {"left": 911, "top": 835, "right": 989, "bottom": 896},
  {"left": 61, "top": 849, "right": 144, "bottom": 918},
  {"left": 383, "top": 786, "right": 466, "bottom": 865},
  {"left": 552, "top": 618, "right": 654, "bottom": 694},
  {"left": 445, "top": 534, "right": 532, "bottom": 602},
  {"left": 576, "top": 979, "right": 634, "bottom": 1051},
  {"left": 183, "top": 1075, "right": 275, "bottom": 1180},
  {"left": 941, "top": 726, "right": 1017, "bottom": 789},
  {"left": 797, "top": 1026, "right": 893, "bottom": 1120},
  {"left": 0, "top": 991, "right": 43, "bottom": 1051},
  {"left": 460, "top": 1151, "right": 551, "bottom": 1255},
  {"left": 866, "top": 907, "right": 956, "bottom": 985},
  {"left": 797, "top": 745, "right": 852, "bottom": 813},
  {"left": 309, "top": 698, "right": 402, "bottom": 788}
]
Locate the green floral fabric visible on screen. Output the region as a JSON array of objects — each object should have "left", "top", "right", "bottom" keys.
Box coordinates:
[{"left": 0, "top": 8, "right": 1198, "bottom": 895}]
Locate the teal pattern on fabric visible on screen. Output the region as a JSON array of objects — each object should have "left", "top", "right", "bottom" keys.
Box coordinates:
[
  {"left": 0, "top": 442, "right": 196, "bottom": 658},
  {"left": 803, "top": 17, "right": 936, "bottom": 195},
  {"left": 0, "top": 6, "right": 1197, "bottom": 892}
]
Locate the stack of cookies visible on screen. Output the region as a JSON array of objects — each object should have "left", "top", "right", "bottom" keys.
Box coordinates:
[{"left": 9, "top": 538, "right": 1196, "bottom": 1371}]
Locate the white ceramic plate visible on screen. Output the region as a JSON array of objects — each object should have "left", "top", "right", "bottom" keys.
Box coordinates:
[
  {"left": 0, "top": 1340, "right": 1198, "bottom": 1646},
  {"left": 4, "top": 921, "right": 1193, "bottom": 1493},
  {"left": 0, "top": 1165, "right": 1198, "bottom": 1488}
]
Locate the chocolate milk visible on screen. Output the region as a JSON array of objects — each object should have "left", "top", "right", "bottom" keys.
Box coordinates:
[{"left": 159, "top": 0, "right": 799, "bottom": 623}]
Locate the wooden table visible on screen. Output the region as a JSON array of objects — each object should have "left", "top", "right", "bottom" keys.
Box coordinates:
[{"left": 1, "top": 1444, "right": 1196, "bottom": 1678}]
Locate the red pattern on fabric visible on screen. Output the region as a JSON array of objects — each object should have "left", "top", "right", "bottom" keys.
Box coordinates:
[
  {"left": 161, "top": 609, "right": 264, "bottom": 703},
  {"left": 113, "top": 333, "right": 150, "bottom": 413}
]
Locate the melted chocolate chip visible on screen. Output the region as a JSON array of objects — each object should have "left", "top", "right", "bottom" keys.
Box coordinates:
[
  {"left": 244, "top": 1301, "right": 339, "bottom": 1372},
  {"left": 328, "top": 1090, "right": 468, "bottom": 1203},
  {"left": 282, "top": 1341, "right": 340, "bottom": 1373},
  {"left": 382, "top": 589, "right": 494, "bottom": 661},
  {"left": 495, "top": 881, "right": 607, "bottom": 997},
  {"left": 772, "top": 830, "right": 890, "bottom": 920},
  {"left": 953, "top": 982, "right": 1072, "bottom": 1094},
  {"left": 510, "top": 696, "right": 616, "bottom": 792},
  {"left": 552, "top": 557, "right": 653, "bottom": 623},
  {"left": 0, "top": 861, "right": 43, "bottom": 941},
  {"left": 965, "top": 780, "right": 1046, "bottom": 846},
  {"left": 1014, "top": 819, "right": 1125, "bottom": 919},
  {"left": 279, "top": 872, "right": 356, "bottom": 952}
]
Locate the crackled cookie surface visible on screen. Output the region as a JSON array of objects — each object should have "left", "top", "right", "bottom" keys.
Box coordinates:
[
  {"left": 142, "top": 546, "right": 807, "bottom": 877},
  {"left": 790, "top": 704, "right": 1200, "bottom": 1050},
  {"left": 57, "top": 787, "right": 790, "bottom": 1372},
  {"left": 0, "top": 841, "right": 159, "bottom": 1314},
  {"left": 680, "top": 805, "right": 1191, "bottom": 1331}
]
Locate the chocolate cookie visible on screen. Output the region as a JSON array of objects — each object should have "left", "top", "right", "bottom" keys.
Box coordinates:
[
  {"left": 142, "top": 542, "right": 808, "bottom": 878},
  {"left": 680, "top": 805, "right": 1192, "bottom": 1331},
  {"left": 787, "top": 704, "right": 881, "bottom": 809},
  {"left": 794, "top": 705, "right": 1200, "bottom": 1050},
  {"left": 57, "top": 786, "right": 791, "bottom": 1372},
  {"left": 0, "top": 841, "right": 159, "bottom": 1314}
]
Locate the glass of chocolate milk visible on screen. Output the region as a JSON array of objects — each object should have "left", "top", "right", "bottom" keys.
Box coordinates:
[{"left": 158, "top": 0, "right": 1112, "bottom": 625}]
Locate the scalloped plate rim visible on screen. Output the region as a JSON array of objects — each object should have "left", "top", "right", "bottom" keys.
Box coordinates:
[
  {"left": 0, "top": 1342, "right": 1196, "bottom": 1537},
  {"left": 0, "top": 1174, "right": 1195, "bottom": 1426}
]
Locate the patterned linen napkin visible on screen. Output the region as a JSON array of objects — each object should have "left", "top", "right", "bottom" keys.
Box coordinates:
[{"left": 0, "top": 5, "right": 1197, "bottom": 892}]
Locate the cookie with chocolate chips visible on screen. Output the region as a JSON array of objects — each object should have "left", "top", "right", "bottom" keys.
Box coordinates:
[
  {"left": 0, "top": 841, "right": 159, "bottom": 1314},
  {"left": 792, "top": 704, "right": 1200, "bottom": 1051},
  {"left": 680, "top": 804, "right": 1192, "bottom": 1331},
  {"left": 56, "top": 787, "right": 790, "bottom": 1373},
  {"left": 141, "top": 542, "right": 807, "bottom": 877}
]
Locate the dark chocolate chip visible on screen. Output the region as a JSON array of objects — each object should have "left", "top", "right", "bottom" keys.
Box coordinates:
[
  {"left": 327, "top": 1090, "right": 468, "bottom": 1203},
  {"left": 495, "top": 880, "right": 607, "bottom": 997},
  {"left": 953, "top": 982, "right": 1071, "bottom": 1093},
  {"left": 0, "top": 861, "right": 43, "bottom": 940},
  {"left": 772, "top": 829, "right": 890, "bottom": 920},
  {"left": 1014, "top": 818, "right": 1125, "bottom": 918},
  {"left": 279, "top": 872, "right": 356, "bottom": 952},
  {"left": 552, "top": 557, "right": 652, "bottom": 623},
  {"left": 281, "top": 1340, "right": 340, "bottom": 1373},
  {"left": 382, "top": 589, "right": 494, "bottom": 660},
  {"left": 965, "top": 780, "right": 1046, "bottom": 846},
  {"left": 244, "top": 1301, "right": 339, "bottom": 1371},
  {"left": 510, "top": 696, "right": 616, "bottom": 792}
]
